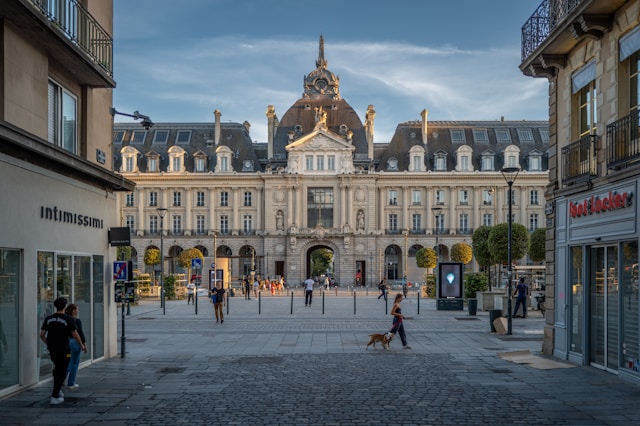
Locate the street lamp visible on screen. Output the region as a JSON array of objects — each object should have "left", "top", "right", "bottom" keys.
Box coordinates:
[
  {"left": 109, "top": 107, "right": 154, "bottom": 130},
  {"left": 157, "top": 208, "right": 168, "bottom": 315},
  {"left": 431, "top": 207, "right": 442, "bottom": 263},
  {"left": 501, "top": 166, "right": 520, "bottom": 336}
]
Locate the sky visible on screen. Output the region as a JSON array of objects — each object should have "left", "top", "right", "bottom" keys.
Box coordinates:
[{"left": 112, "top": 0, "right": 548, "bottom": 143}]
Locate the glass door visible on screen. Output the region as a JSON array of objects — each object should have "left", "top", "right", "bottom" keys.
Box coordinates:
[{"left": 590, "top": 245, "right": 619, "bottom": 371}]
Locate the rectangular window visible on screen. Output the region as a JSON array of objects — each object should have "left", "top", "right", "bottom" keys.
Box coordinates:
[
  {"left": 150, "top": 215, "right": 158, "bottom": 234},
  {"left": 510, "top": 189, "right": 517, "bottom": 205},
  {"left": 307, "top": 188, "right": 334, "bottom": 228},
  {"left": 244, "top": 191, "right": 252, "bottom": 206},
  {"left": 388, "top": 190, "right": 398, "bottom": 205},
  {"left": 435, "top": 214, "right": 444, "bottom": 232},
  {"left": 495, "top": 129, "right": 511, "bottom": 143},
  {"left": 412, "top": 214, "right": 421, "bottom": 231},
  {"left": 243, "top": 215, "right": 253, "bottom": 233},
  {"left": 529, "top": 213, "right": 539, "bottom": 231},
  {"left": 148, "top": 157, "right": 158, "bottom": 172},
  {"left": 220, "top": 191, "right": 228, "bottom": 207},
  {"left": 48, "top": 79, "right": 77, "bottom": 153},
  {"left": 459, "top": 214, "right": 469, "bottom": 232},
  {"left": 450, "top": 129, "right": 465, "bottom": 143},
  {"left": 483, "top": 213, "right": 493, "bottom": 226},
  {"left": 459, "top": 190, "right": 469, "bottom": 205},
  {"left": 530, "top": 190, "right": 539, "bottom": 205},
  {"left": 473, "top": 129, "right": 489, "bottom": 143},
  {"left": 482, "top": 156, "right": 494, "bottom": 171},
  {"left": 539, "top": 128, "right": 549, "bottom": 142},
  {"left": 517, "top": 128, "right": 534, "bottom": 143},
  {"left": 459, "top": 156, "right": 469, "bottom": 171},
  {"left": 172, "top": 215, "right": 182, "bottom": 234},
  {"left": 220, "top": 157, "right": 229, "bottom": 171},
  {"left": 176, "top": 130, "right": 192, "bottom": 144},
  {"left": 306, "top": 156, "right": 314, "bottom": 170},
  {"left": 196, "top": 215, "right": 205, "bottom": 234},
  {"left": 220, "top": 215, "right": 229, "bottom": 234},
  {"left": 153, "top": 130, "right": 169, "bottom": 144},
  {"left": 388, "top": 214, "right": 398, "bottom": 231},
  {"left": 507, "top": 155, "right": 518, "bottom": 168},
  {"left": 412, "top": 156, "right": 421, "bottom": 171},
  {"left": 172, "top": 157, "right": 181, "bottom": 172},
  {"left": 435, "top": 189, "right": 445, "bottom": 205},
  {"left": 195, "top": 157, "right": 206, "bottom": 172},
  {"left": 435, "top": 156, "right": 446, "bottom": 171},
  {"left": 317, "top": 156, "right": 324, "bottom": 170},
  {"left": 482, "top": 189, "right": 493, "bottom": 205},
  {"left": 327, "top": 156, "right": 335, "bottom": 170},
  {"left": 126, "top": 215, "right": 134, "bottom": 231},
  {"left": 113, "top": 131, "right": 125, "bottom": 144},
  {"left": 173, "top": 191, "right": 181, "bottom": 207},
  {"left": 529, "top": 156, "right": 541, "bottom": 171},
  {"left": 124, "top": 157, "right": 135, "bottom": 172},
  {"left": 196, "top": 191, "right": 205, "bottom": 207},
  {"left": 149, "top": 191, "right": 158, "bottom": 207},
  {"left": 412, "top": 190, "right": 421, "bottom": 205},
  {"left": 578, "top": 82, "right": 597, "bottom": 137},
  {"left": 131, "top": 130, "right": 146, "bottom": 144},
  {"left": 125, "top": 193, "right": 134, "bottom": 207}
]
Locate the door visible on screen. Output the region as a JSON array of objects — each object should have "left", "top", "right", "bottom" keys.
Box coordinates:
[{"left": 589, "top": 245, "right": 619, "bottom": 371}]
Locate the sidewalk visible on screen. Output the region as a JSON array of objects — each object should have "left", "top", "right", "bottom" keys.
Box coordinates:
[{"left": 2, "top": 293, "right": 639, "bottom": 425}]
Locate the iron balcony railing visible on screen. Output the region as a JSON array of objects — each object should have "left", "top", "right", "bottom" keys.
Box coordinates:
[
  {"left": 561, "top": 134, "right": 598, "bottom": 184},
  {"left": 606, "top": 111, "right": 640, "bottom": 169},
  {"left": 521, "top": 0, "right": 584, "bottom": 62},
  {"left": 30, "top": 0, "right": 113, "bottom": 77}
]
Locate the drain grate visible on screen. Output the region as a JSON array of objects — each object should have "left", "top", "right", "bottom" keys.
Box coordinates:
[
  {"left": 455, "top": 317, "right": 480, "bottom": 321},
  {"left": 158, "top": 367, "right": 185, "bottom": 374},
  {"left": 138, "top": 317, "right": 155, "bottom": 320}
]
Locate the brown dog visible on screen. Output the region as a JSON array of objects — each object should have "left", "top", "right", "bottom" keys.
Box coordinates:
[{"left": 366, "top": 333, "right": 390, "bottom": 350}]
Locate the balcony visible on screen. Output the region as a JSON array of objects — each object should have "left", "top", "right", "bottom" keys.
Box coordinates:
[
  {"left": 561, "top": 134, "right": 597, "bottom": 185},
  {"left": 606, "top": 111, "right": 640, "bottom": 170},
  {"left": 520, "top": 0, "right": 620, "bottom": 78},
  {"left": 456, "top": 228, "right": 474, "bottom": 235},
  {"left": 0, "top": 0, "right": 115, "bottom": 87},
  {"left": 410, "top": 229, "right": 426, "bottom": 235}
]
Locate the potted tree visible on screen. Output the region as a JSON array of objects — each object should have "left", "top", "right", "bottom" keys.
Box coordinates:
[{"left": 464, "top": 273, "right": 488, "bottom": 316}]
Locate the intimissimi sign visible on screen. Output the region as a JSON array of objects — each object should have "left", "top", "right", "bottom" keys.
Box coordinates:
[
  {"left": 569, "top": 190, "right": 634, "bottom": 219},
  {"left": 40, "top": 206, "right": 104, "bottom": 229}
]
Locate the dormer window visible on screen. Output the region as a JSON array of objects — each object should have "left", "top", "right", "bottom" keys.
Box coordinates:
[
  {"left": 450, "top": 129, "right": 466, "bottom": 143},
  {"left": 433, "top": 151, "right": 447, "bottom": 171},
  {"left": 472, "top": 129, "right": 489, "bottom": 143},
  {"left": 113, "top": 131, "right": 125, "bottom": 145},
  {"left": 215, "top": 146, "right": 235, "bottom": 172},
  {"left": 455, "top": 145, "right": 474, "bottom": 172},
  {"left": 167, "top": 146, "right": 186, "bottom": 173},
  {"left": 176, "top": 130, "right": 192, "bottom": 144},
  {"left": 409, "top": 146, "right": 426, "bottom": 172},
  {"left": 481, "top": 151, "right": 495, "bottom": 171},
  {"left": 387, "top": 157, "right": 399, "bottom": 171},
  {"left": 153, "top": 130, "right": 169, "bottom": 144},
  {"left": 194, "top": 151, "right": 208, "bottom": 172},
  {"left": 528, "top": 150, "right": 543, "bottom": 171},
  {"left": 503, "top": 145, "right": 521, "bottom": 169},
  {"left": 146, "top": 151, "right": 160, "bottom": 172},
  {"left": 120, "top": 146, "right": 140, "bottom": 173},
  {"left": 517, "top": 128, "right": 534, "bottom": 143}
]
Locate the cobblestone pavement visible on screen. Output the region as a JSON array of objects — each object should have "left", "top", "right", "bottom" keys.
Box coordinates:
[{"left": 2, "top": 292, "right": 640, "bottom": 425}]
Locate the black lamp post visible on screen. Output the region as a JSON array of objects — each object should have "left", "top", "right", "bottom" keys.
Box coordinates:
[
  {"left": 501, "top": 166, "right": 520, "bottom": 335},
  {"left": 157, "top": 208, "right": 167, "bottom": 315},
  {"left": 431, "top": 207, "right": 442, "bottom": 298}
]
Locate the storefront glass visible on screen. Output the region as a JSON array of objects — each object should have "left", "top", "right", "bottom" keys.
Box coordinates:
[
  {"left": 37, "top": 251, "right": 54, "bottom": 381},
  {"left": 74, "top": 256, "right": 91, "bottom": 363},
  {"left": 621, "top": 241, "right": 639, "bottom": 372},
  {"left": 590, "top": 245, "right": 619, "bottom": 371},
  {"left": 0, "top": 249, "right": 20, "bottom": 389},
  {"left": 92, "top": 255, "right": 104, "bottom": 359},
  {"left": 570, "top": 246, "right": 584, "bottom": 354}
]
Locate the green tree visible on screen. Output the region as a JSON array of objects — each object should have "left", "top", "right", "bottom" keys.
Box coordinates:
[
  {"left": 144, "top": 248, "right": 160, "bottom": 268},
  {"left": 464, "top": 273, "right": 489, "bottom": 299},
  {"left": 311, "top": 248, "right": 333, "bottom": 276},
  {"left": 117, "top": 246, "right": 132, "bottom": 261},
  {"left": 164, "top": 275, "right": 177, "bottom": 300},
  {"left": 451, "top": 242, "right": 473, "bottom": 265},
  {"left": 529, "top": 228, "right": 546, "bottom": 263},
  {"left": 472, "top": 226, "right": 493, "bottom": 268},
  {"left": 415, "top": 247, "right": 436, "bottom": 269},
  {"left": 488, "top": 222, "right": 530, "bottom": 265},
  {"left": 177, "top": 248, "right": 205, "bottom": 284}
]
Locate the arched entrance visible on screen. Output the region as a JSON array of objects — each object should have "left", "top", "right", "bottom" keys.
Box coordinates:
[{"left": 306, "top": 245, "right": 335, "bottom": 284}]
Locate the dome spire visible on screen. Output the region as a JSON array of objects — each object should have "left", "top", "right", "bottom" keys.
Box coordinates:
[{"left": 316, "top": 34, "right": 327, "bottom": 70}]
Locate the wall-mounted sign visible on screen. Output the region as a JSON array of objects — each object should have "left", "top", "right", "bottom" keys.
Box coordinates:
[{"left": 569, "top": 190, "right": 633, "bottom": 219}]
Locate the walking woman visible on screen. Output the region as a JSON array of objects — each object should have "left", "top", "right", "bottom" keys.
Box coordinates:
[
  {"left": 64, "top": 303, "right": 87, "bottom": 388},
  {"left": 387, "top": 293, "right": 411, "bottom": 349}
]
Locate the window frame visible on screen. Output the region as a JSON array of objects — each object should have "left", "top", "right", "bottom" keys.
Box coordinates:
[{"left": 48, "top": 78, "right": 77, "bottom": 154}]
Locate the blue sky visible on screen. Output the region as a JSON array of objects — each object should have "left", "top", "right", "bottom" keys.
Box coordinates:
[{"left": 113, "top": 0, "right": 548, "bottom": 143}]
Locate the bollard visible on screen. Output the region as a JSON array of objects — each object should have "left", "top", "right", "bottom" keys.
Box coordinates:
[
  {"left": 322, "top": 291, "right": 325, "bottom": 315},
  {"left": 259, "top": 291, "right": 261, "bottom": 315},
  {"left": 385, "top": 295, "right": 388, "bottom": 315},
  {"left": 417, "top": 290, "right": 420, "bottom": 315},
  {"left": 353, "top": 291, "right": 356, "bottom": 315},
  {"left": 126, "top": 301, "right": 130, "bottom": 315},
  {"left": 335, "top": 287, "right": 338, "bottom": 297},
  {"left": 226, "top": 291, "right": 230, "bottom": 315},
  {"left": 120, "top": 302, "right": 126, "bottom": 358},
  {"left": 290, "top": 291, "right": 293, "bottom": 315}
]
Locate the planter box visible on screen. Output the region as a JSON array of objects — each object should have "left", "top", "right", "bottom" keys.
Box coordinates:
[{"left": 476, "top": 289, "right": 507, "bottom": 311}]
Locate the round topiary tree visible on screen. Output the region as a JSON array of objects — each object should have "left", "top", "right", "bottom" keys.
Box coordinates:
[
  {"left": 416, "top": 247, "right": 436, "bottom": 270},
  {"left": 488, "top": 222, "right": 530, "bottom": 266},
  {"left": 529, "top": 227, "right": 546, "bottom": 263},
  {"left": 451, "top": 242, "right": 473, "bottom": 265}
]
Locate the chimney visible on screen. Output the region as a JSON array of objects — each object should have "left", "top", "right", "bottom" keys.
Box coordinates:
[
  {"left": 421, "top": 109, "right": 429, "bottom": 146},
  {"left": 214, "top": 109, "right": 221, "bottom": 145},
  {"left": 266, "top": 105, "right": 277, "bottom": 159},
  {"left": 365, "top": 104, "right": 376, "bottom": 159}
]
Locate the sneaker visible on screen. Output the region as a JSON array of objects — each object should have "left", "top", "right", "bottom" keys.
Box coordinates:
[
  {"left": 58, "top": 390, "right": 64, "bottom": 397},
  {"left": 220, "top": 319, "right": 224, "bottom": 323},
  {"left": 68, "top": 384, "right": 79, "bottom": 389},
  {"left": 50, "top": 396, "right": 64, "bottom": 405},
  {"left": 403, "top": 345, "right": 412, "bottom": 349}
]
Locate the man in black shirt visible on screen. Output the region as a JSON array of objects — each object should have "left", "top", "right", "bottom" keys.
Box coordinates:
[{"left": 40, "top": 297, "right": 86, "bottom": 405}]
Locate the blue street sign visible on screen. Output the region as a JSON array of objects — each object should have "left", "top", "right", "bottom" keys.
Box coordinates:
[
  {"left": 192, "top": 258, "right": 202, "bottom": 269},
  {"left": 113, "top": 261, "right": 127, "bottom": 281}
]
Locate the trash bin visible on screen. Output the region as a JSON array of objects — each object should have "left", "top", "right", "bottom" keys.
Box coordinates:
[
  {"left": 468, "top": 298, "right": 478, "bottom": 316},
  {"left": 489, "top": 309, "right": 502, "bottom": 332}
]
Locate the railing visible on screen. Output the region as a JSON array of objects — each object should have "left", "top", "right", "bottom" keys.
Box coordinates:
[
  {"left": 456, "top": 228, "right": 474, "bottom": 235},
  {"left": 521, "top": 0, "right": 584, "bottom": 62},
  {"left": 409, "top": 229, "right": 426, "bottom": 235},
  {"left": 606, "top": 111, "right": 640, "bottom": 169},
  {"left": 30, "top": 0, "right": 113, "bottom": 76},
  {"left": 561, "top": 134, "right": 598, "bottom": 183}
]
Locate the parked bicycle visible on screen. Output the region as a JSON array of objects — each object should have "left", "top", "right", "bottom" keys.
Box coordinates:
[{"left": 535, "top": 294, "right": 546, "bottom": 315}]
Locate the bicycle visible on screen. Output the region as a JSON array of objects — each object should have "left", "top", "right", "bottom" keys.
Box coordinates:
[{"left": 535, "top": 294, "right": 546, "bottom": 315}]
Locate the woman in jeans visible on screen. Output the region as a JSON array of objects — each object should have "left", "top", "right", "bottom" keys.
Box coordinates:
[
  {"left": 386, "top": 293, "right": 411, "bottom": 349},
  {"left": 64, "top": 304, "right": 87, "bottom": 388}
]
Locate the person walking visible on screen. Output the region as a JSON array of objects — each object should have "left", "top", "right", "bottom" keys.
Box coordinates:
[
  {"left": 244, "top": 277, "right": 252, "bottom": 300},
  {"left": 386, "top": 293, "right": 411, "bottom": 349},
  {"left": 186, "top": 279, "right": 196, "bottom": 305},
  {"left": 64, "top": 304, "right": 87, "bottom": 389},
  {"left": 39, "top": 297, "right": 86, "bottom": 405},
  {"left": 304, "top": 276, "right": 314, "bottom": 306},
  {"left": 212, "top": 282, "right": 226, "bottom": 323},
  {"left": 377, "top": 279, "right": 387, "bottom": 301},
  {"left": 513, "top": 277, "right": 529, "bottom": 318}
]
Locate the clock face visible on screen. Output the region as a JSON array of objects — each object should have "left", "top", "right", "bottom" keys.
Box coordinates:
[{"left": 315, "top": 79, "right": 328, "bottom": 91}]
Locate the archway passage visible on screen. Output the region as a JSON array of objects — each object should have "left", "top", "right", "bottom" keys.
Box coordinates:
[{"left": 306, "top": 245, "right": 334, "bottom": 285}]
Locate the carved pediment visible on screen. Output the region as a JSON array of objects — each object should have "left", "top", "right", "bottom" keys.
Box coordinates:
[{"left": 286, "top": 130, "right": 355, "bottom": 153}]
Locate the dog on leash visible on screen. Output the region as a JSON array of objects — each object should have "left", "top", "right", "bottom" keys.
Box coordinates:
[{"left": 366, "top": 333, "right": 391, "bottom": 350}]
